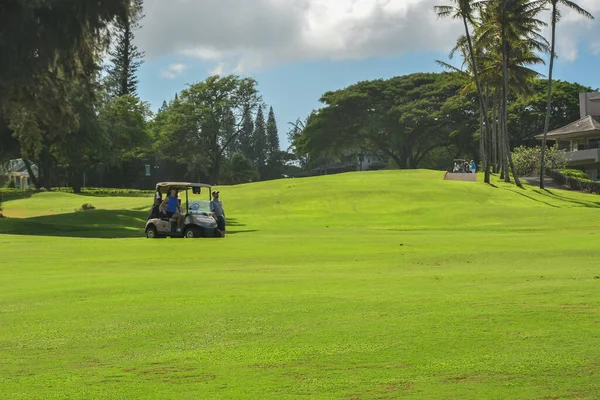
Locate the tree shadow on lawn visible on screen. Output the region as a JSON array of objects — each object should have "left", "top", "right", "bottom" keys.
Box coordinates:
[
  {"left": 0, "top": 209, "right": 147, "bottom": 238},
  {"left": 533, "top": 189, "right": 600, "bottom": 209},
  {"left": 507, "top": 190, "right": 560, "bottom": 208},
  {"left": 0, "top": 210, "right": 255, "bottom": 239}
]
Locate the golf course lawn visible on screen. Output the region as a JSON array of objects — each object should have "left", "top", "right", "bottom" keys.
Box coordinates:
[{"left": 1, "top": 170, "right": 599, "bottom": 399}]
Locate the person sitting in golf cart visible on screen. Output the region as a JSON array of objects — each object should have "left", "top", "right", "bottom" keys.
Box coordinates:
[{"left": 161, "top": 188, "right": 184, "bottom": 232}]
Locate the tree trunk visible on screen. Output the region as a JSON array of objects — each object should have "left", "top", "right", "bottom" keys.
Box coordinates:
[
  {"left": 499, "top": 97, "right": 507, "bottom": 181},
  {"left": 492, "top": 95, "right": 498, "bottom": 173},
  {"left": 485, "top": 86, "right": 492, "bottom": 178},
  {"left": 69, "top": 167, "right": 82, "bottom": 194},
  {"left": 501, "top": 19, "right": 521, "bottom": 187},
  {"left": 479, "top": 109, "right": 485, "bottom": 169},
  {"left": 462, "top": 16, "right": 491, "bottom": 184},
  {"left": 539, "top": 6, "right": 557, "bottom": 189},
  {"left": 23, "top": 159, "right": 40, "bottom": 190},
  {"left": 40, "top": 147, "right": 52, "bottom": 190},
  {"left": 209, "top": 152, "right": 221, "bottom": 185}
]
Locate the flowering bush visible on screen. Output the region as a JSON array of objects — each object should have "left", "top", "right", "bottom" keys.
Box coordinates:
[{"left": 512, "top": 145, "right": 568, "bottom": 177}]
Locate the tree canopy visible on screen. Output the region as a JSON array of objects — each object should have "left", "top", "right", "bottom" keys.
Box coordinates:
[{"left": 298, "top": 73, "right": 478, "bottom": 169}]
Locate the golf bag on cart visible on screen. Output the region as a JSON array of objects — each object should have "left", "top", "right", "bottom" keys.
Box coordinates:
[{"left": 147, "top": 190, "right": 162, "bottom": 220}]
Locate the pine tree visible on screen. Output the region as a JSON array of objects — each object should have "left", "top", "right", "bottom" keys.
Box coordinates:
[
  {"left": 266, "top": 106, "right": 279, "bottom": 158},
  {"left": 253, "top": 105, "right": 268, "bottom": 177},
  {"left": 238, "top": 105, "right": 254, "bottom": 160},
  {"left": 220, "top": 107, "right": 237, "bottom": 158},
  {"left": 158, "top": 100, "right": 168, "bottom": 114},
  {"left": 106, "top": 0, "right": 145, "bottom": 98},
  {"left": 265, "top": 106, "right": 282, "bottom": 180}
]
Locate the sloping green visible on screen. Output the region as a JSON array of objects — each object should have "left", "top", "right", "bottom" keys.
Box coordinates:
[{"left": 0, "top": 170, "right": 599, "bottom": 399}]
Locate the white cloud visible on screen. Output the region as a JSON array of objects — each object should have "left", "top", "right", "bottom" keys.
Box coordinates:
[
  {"left": 160, "top": 63, "right": 188, "bottom": 79},
  {"left": 209, "top": 63, "right": 226, "bottom": 76},
  {"left": 136, "top": 0, "right": 600, "bottom": 73},
  {"left": 540, "top": 0, "right": 599, "bottom": 63}
]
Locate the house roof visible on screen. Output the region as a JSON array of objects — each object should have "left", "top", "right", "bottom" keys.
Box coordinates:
[
  {"left": 7, "top": 159, "right": 38, "bottom": 174},
  {"left": 590, "top": 94, "right": 600, "bottom": 102},
  {"left": 534, "top": 115, "right": 600, "bottom": 140}
]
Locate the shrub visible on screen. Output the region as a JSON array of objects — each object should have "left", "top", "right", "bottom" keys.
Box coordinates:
[
  {"left": 559, "top": 169, "right": 592, "bottom": 181},
  {"left": 80, "top": 203, "right": 96, "bottom": 211},
  {"left": 3, "top": 180, "right": 16, "bottom": 189},
  {"left": 548, "top": 170, "right": 600, "bottom": 193},
  {"left": 512, "top": 145, "right": 568, "bottom": 177}
]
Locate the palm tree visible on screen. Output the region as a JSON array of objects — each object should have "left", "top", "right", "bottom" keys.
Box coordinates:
[
  {"left": 478, "top": 0, "right": 548, "bottom": 187},
  {"left": 539, "top": 0, "right": 593, "bottom": 189},
  {"left": 435, "top": 0, "right": 493, "bottom": 183}
]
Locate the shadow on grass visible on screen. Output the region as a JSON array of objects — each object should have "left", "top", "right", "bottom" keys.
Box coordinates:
[
  {"left": 0, "top": 210, "right": 255, "bottom": 239},
  {"left": 0, "top": 209, "right": 146, "bottom": 238},
  {"left": 507, "top": 190, "right": 560, "bottom": 208},
  {"left": 533, "top": 189, "right": 600, "bottom": 209}
]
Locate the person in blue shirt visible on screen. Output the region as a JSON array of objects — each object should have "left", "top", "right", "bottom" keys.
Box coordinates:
[
  {"left": 470, "top": 160, "right": 476, "bottom": 174},
  {"left": 161, "top": 188, "right": 184, "bottom": 232}
]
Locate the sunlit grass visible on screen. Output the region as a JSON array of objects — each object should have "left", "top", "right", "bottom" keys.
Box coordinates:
[{"left": 0, "top": 170, "right": 599, "bottom": 399}]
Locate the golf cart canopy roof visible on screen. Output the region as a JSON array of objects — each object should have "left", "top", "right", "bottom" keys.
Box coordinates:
[{"left": 155, "top": 182, "right": 212, "bottom": 192}]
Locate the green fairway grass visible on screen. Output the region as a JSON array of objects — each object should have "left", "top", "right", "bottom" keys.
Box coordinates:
[{"left": 1, "top": 170, "right": 599, "bottom": 399}]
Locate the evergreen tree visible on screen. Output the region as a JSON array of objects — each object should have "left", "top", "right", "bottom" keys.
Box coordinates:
[
  {"left": 158, "top": 100, "right": 168, "bottom": 114},
  {"left": 220, "top": 107, "right": 237, "bottom": 158},
  {"left": 253, "top": 105, "right": 268, "bottom": 177},
  {"left": 265, "top": 106, "right": 283, "bottom": 180},
  {"left": 266, "top": 106, "right": 280, "bottom": 158},
  {"left": 106, "top": 0, "right": 145, "bottom": 98},
  {"left": 238, "top": 105, "right": 254, "bottom": 160}
]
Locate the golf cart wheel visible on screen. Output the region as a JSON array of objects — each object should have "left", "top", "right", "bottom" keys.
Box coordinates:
[
  {"left": 146, "top": 226, "right": 158, "bottom": 239},
  {"left": 184, "top": 227, "right": 201, "bottom": 238}
]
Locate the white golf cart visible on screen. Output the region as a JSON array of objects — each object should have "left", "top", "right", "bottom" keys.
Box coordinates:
[{"left": 145, "top": 182, "right": 220, "bottom": 239}]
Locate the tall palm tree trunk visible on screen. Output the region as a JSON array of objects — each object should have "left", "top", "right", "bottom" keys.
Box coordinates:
[
  {"left": 492, "top": 94, "right": 499, "bottom": 173},
  {"left": 539, "top": 4, "right": 557, "bottom": 189},
  {"left": 462, "top": 16, "right": 491, "bottom": 184},
  {"left": 485, "top": 86, "right": 493, "bottom": 176},
  {"left": 499, "top": 94, "right": 509, "bottom": 182},
  {"left": 501, "top": 18, "right": 522, "bottom": 188},
  {"left": 480, "top": 109, "right": 485, "bottom": 169}
]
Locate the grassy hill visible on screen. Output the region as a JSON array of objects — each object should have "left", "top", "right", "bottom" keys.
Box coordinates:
[{"left": 0, "top": 170, "right": 599, "bottom": 399}]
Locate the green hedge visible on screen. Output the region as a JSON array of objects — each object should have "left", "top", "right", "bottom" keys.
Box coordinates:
[
  {"left": 549, "top": 170, "right": 600, "bottom": 194},
  {"left": 558, "top": 169, "right": 593, "bottom": 182},
  {"left": 0, "top": 187, "right": 154, "bottom": 199}
]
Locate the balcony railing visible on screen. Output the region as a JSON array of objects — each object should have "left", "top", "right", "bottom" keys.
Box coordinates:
[{"left": 566, "top": 148, "right": 600, "bottom": 164}]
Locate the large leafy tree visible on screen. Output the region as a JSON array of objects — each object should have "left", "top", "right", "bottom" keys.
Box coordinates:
[
  {"left": 299, "top": 73, "right": 477, "bottom": 169},
  {"left": 509, "top": 79, "right": 596, "bottom": 144},
  {"left": 99, "top": 94, "right": 152, "bottom": 165},
  {"left": 157, "top": 75, "right": 262, "bottom": 184},
  {"left": 54, "top": 78, "right": 110, "bottom": 193},
  {"left": 287, "top": 117, "right": 312, "bottom": 170},
  {"left": 539, "top": 0, "right": 593, "bottom": 188},
  {"left": 0, "top": 0, "right": 129, "bottom": 160}
]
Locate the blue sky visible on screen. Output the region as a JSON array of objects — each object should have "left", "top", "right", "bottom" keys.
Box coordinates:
[{"left": 135, "top": 0, "right": 600, "bottom": 149}]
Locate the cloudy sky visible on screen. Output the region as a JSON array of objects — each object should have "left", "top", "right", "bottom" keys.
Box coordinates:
[{"left": 135, "top": 0, "right": 600, "bottom": 146}]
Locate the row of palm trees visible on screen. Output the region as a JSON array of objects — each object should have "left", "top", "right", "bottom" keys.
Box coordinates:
[{"left": 435, "top": 0, "right": 593, "bottom": 188}]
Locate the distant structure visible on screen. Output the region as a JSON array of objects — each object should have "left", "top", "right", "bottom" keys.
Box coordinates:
[
  {"left": 2, "top": 159, "right": 38, "bottom": 189},
  {"left": 535, "top": 92, "right": 600, "bottom": 180}
]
